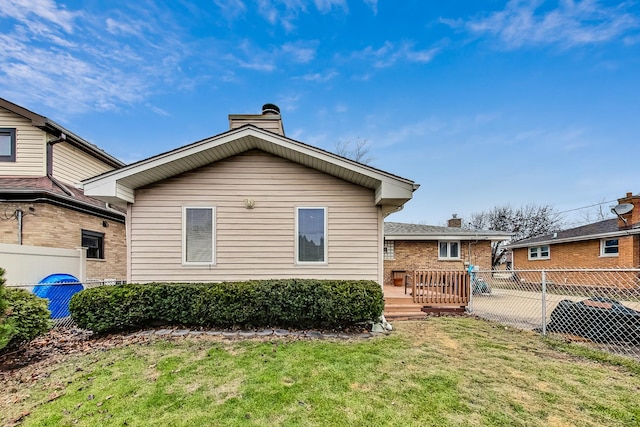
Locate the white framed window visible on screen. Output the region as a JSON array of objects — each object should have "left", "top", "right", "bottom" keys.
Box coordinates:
[
  {"left": 183, "top": 206, "right": 215, "bottom": 265},
  {"left": 383, "top": 240, "right": 395, "bottom": 260},
  {"left": 438, "top": 241, "right": 460, "bottom": 260},
  {"left": 600, "top": 238, "right": 619, "bottom": 257},
  {"left": 296, "top": 207, "right": 327, "bottom": 264},
  {"left": 0, "top": 128, "right": 16, "bottom": 162},
  {"left": 528, "top": 245, "right": 550, "bottom": 260},
  {"left": 81, "top": 229, "right": 104, "bottom": 259}
]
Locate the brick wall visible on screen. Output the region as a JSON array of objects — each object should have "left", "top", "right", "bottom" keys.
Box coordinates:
[
  {"left": 383, "top": 240, "right": 493, "bottom": 285},
  {"left": 513, "top": 235, "right": 639, "bottom": 269},
  {"left": 0, "top": 201, "right": 126, "bottom": 280}
]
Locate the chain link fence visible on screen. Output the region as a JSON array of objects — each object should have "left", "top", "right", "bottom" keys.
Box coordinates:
[
  {"left": 469, "top": 268, "right": 640, "bottom": 360},
  {"left": 6, "top": 279, "right": 124, "bottom": 329}
]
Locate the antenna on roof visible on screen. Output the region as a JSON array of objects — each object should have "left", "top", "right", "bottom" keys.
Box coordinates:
[{"left": 611, "top": 203, "right": 634, "bottom": 225}]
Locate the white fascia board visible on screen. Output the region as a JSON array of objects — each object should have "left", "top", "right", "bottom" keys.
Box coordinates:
[
  {"left": 258, "top": 130, "right": 415, "bottom": 190},
  {"left": 82, "top": 126, "right": 415, "bottom": 204},
  {"left": 386, "top": 234, "right": 512, "bottom": 241},
  {"left": 508, "top": 229, "right": 640, "bottom": 249}
]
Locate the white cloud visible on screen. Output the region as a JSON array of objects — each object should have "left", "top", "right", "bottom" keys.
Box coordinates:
[
  {"left": 281, "top": 41, "right": 318, "bottom": 63},
  {"left": 450, "top": 0, "right": 640, "bottom": 49},
  {"left": 354, "top": 41, "right": 440, "bottom": 68},
  {"left": 213, "top": 0, "right": 247, "bottom": 20},
  {"left": 301, "top": 71, "right": 339, "bottom": 82},
  {"left": 313, "top": 0, "right": 348, "bottom": 14},
  {"left": 0, "top": 1, "right": 192, "bottom": 114},
  {"left": 363, "top": 0, "right": 378, "bottom": 15},
  {"left": 0, "top": 0, "right": 79, "bottom": 33}
]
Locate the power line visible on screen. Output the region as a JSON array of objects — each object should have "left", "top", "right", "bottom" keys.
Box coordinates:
[{"left": 556, "top": 199, "right": 618, "bottom": 215}]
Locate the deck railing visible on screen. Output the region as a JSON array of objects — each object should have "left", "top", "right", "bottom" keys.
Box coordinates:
[{"left": 411, "top": 270, "right": 470, "bottom": 306}]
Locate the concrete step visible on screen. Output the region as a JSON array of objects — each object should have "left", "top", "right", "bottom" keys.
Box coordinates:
[{"left": 384, "top": 311, "right": 428, "bottom": 320}]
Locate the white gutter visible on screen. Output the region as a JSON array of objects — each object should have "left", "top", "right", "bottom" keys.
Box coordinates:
[{"left": 508, "top": 228, "right": 640, "bottom": 249}]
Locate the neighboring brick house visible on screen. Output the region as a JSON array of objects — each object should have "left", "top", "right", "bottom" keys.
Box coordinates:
[
  {"left": 383, "top": 217, "right": 512, "bottom": 286},
  {"left": 509, "top": 192, "right": 640, "bottom": 270},
  {"left": 0, "top": 97, "right": 126, "bottom": 281}
]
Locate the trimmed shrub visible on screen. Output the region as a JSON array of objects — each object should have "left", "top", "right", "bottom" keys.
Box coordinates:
[
  {"left": 1, "top": 288, "right": 53, "bottom": 349},
  {"left": 70, "top": 279, "right": 384, "bottom": 333},
  {"left": 0, "top": 267, "right": 15, "bottom": 350}
]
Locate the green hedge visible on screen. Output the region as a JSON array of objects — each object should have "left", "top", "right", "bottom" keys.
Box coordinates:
[
  {"left": 1, "top": 288, "right": 52, "bottom": 349},
  {"left": 69, "top": 279, "right": 384, "bottom": 333}
]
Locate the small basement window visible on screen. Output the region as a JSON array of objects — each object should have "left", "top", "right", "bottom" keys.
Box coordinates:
[
  {"left": 82, "top": 229, "right": 104, "bottom": 259},
  {"left": 0, "top": 128, "right": 16, "bottom": 162}
]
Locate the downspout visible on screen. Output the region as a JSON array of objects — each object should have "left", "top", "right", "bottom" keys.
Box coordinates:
[
  {"left": 16, "top": 209, "right": 23, "bottom": 245},
  {"left": 47, "top": 133, "right": 73, "bottom": 196}
]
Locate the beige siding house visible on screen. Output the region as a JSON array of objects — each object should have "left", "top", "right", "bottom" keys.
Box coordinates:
[
  {"left": 0, "top": 97, "right": 127, "bottom": 282},
  {"left": 84, "top": 104, "right": 418, "bottom": 284}
]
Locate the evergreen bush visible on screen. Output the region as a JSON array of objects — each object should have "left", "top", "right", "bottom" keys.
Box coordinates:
[
  {"left": 70, "top": 279, "right": 384, "bottom": 333},
  {"left": 0, "top": 267, "right": 52, "bottom": 350}
]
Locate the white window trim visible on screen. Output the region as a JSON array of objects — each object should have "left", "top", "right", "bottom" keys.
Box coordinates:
[
  {"left": 182, "top": 206, "right": 216, "bottom": 266},
  {"left": 295, "top": 206, "right": 328, "bottom": 265},
  {"left": 600, "top": 238, "right": 619, "bottom": 257},
  {"left": 528, "top": 245, "right": 550, "bottom": 260},
  {"left": 438, "top": 240, "right": 460, "bottom": 260}
]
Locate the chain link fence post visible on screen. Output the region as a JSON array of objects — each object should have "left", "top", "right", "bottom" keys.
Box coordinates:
[{"left": 541, "top": 269, "right": 547, "bottom": 336}]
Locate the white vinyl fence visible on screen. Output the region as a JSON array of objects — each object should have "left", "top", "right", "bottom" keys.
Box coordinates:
[
  {"left": 0, "top": 243, "right": 87, "bottom": 284},
  {"left": 469, "top": 268, "right": 640, "bottom": 361}
]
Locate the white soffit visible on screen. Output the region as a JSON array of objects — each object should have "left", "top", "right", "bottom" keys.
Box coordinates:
[{"left": 83, "top": 126, "right": 416, "bottom": 205}]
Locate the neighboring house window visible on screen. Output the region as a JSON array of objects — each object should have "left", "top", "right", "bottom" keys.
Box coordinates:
[
  {"left": 439, "top": 241, "right": 460, "bottom": 260},
  {"left": 600, "top": 238, "right": 619, "bottom": 257},
  {"left": 82, "top": 229, "right": 104, "bottom": 259},
  {"left": 383, "top": 240, "right": 395, "bottom": 260},
  {"left": 296, "top": 207, "right": 326, "bottom": 263},
  {"left": 0, "top": 128, "right": 16, "bottom": 162},
  {"left": 528, "top": 245, "right": 550, "bottom": 260},
  {"left": 183, "top": 207, "right": 215, "bottom": 264}
]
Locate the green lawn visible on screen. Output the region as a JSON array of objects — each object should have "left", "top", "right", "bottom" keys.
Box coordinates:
[{"left": 2, "top": 317, "right": 639, "bottom": 427}]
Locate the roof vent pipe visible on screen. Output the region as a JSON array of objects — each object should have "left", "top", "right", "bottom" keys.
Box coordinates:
[{"left": 262, "top": 104, "right": 280, "bottom": 115}]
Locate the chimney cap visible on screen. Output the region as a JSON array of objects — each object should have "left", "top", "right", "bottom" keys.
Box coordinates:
[{"left": 262, "top": 103, "right": 280, "bottom": 115}]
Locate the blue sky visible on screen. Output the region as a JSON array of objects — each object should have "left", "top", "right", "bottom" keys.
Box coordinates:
[{"left": 1, "top": 0, "right": 639, "bottom": 227}]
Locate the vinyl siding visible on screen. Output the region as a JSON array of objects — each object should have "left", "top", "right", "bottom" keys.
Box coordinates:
[
  {"left": 0, "top": 107, "right": 46, "bottom": 176},
  {"left": 52, "top": 141, "right": 114, "bottom": 186},
  {"left": 129, "top": 150, "right": 381, "bottom": 283}
]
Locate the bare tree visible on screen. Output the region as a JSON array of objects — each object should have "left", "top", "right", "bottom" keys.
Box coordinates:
[
  {"left": 579, "top": 198, "right": 614, "bottom": 224},
  {"left": 334, "top": 138, "right": 374, "bottom": 165},
  {"left": 465, "top": 204, "right": 564, "bottom": 268}
]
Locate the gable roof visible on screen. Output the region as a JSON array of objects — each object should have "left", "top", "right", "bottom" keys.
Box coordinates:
[
  {"left": 0, "top": 97, "right": 124, "bottom": 169},
  {"left": 384, "top": 222, "right": 512, "bottom": 241},
  {"left": 82, "top": 125, "right": 419, "bottom": 215},
  {"left": 508, "top": 218, "right": 640, "bottom": 249}
]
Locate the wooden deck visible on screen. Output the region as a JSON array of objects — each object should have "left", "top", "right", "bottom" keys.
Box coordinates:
[{"left": 383, "top": 270, "right": 470, "bottom": 319}]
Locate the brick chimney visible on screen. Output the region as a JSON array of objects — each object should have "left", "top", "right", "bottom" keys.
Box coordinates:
[
  {"left": 448, "top": 214, "right": 462, "bottom": 228},
  {"left": 228, "top": 103, "right": 285, "bottom": 136},
  {"left": 615, "top": 192, "right": 640, "bottom": 228}
]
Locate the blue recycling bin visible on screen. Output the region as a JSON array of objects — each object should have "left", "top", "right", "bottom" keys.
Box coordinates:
[{"left": 33, "top": 274, "right": 83, "bottom": 319}]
